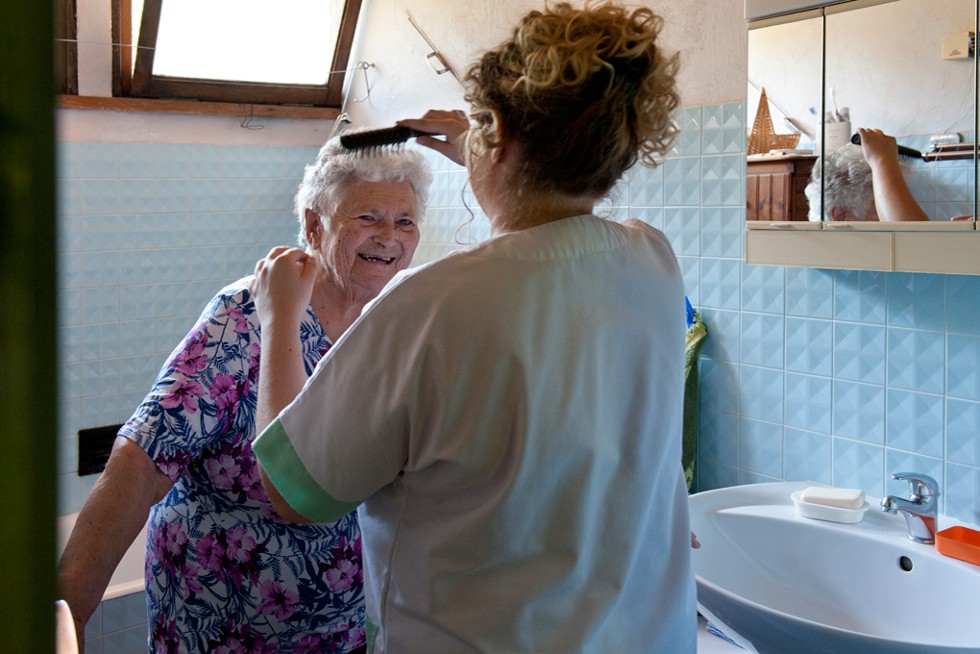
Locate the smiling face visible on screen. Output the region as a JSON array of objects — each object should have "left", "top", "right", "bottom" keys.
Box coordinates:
[{"left": 307, "top": 179, "right": 420, "bottom": 303}]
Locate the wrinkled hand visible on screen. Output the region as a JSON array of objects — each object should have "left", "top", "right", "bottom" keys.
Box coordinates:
[
  {"left": 251, "top": 247, "right": 317, "bottom": 329},
  {"left": 398, "top": 109, "right": 470, "bottom": 166},
  {"left": 855, "top": 127, "right": 898, "bottom": 170}
]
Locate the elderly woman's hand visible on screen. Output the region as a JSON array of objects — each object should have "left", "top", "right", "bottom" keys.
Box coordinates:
[
  {"left": 398, "top": 109, "right": 469, "bottom": 166},
  {"left": 251, "top": 247, "right": 317, "bottom": 330}
]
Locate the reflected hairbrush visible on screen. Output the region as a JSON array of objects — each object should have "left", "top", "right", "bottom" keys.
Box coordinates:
[
  {"left": 339, "top": 125, "right": 430, "bottom": 153},
  {"left": 850, "top": 133, "right": 927, "bottom": 162}
]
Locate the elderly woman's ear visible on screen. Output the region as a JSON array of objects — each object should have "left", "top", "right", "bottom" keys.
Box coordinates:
[{"left": 304, "top": 209, "right": 321, "bottom": 249}]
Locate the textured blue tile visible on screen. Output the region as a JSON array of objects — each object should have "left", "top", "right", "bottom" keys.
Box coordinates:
[
  {"left": 783, "top": 427, "right": 832, "bottom": 484},
  {"left": 741, "top": 312, "right": 784, "bottom": 368},
  {"left": 677, "top": 256, "right": 700, "bottom": 299},
  {"left": 117, "top": 143, "right": 156, "bottom": 179},
  {"left": 697, "top": 464, "right": 739, "bottom": 492},
  {"left": 947, "top": 333, "right": 980, "bottom": 401},
  {"left": 671, "top": 106, "right": 702, "bottom": 157},
  {"left": 945, "top": 462, "right": 980, "bottom": 525},
  {"left": 832, "top": 438, "right": 885, "bottom": 497},
  {"left": 785, "top": 268, "right": 834, "bottom": 318},
  {"left": 700, "top": 257, "right": 741, "bottom": 311},
  {"left": 947, "top": 275, "right": 980, "bottom": 336},
  {"left": 946, "top": 398, "right": 980, "bottom": 466},
  {"left": 662, "top": 207, "right": 701, "bottom": 256},
  {"left": 701, "top": 155, "right": 744, "bottom": 206},
  {"left": 834, "top": 270, "right": 886, "bottom": 324},
  {"left": 885, "top": 389, "right": 944, "bottom": 458},
  {"left": 742, "top": 262, "right": 784, "bottom": 314},
  {"left": 663, "top": 157, "right": 701, "bottom": 206},
  {"left": 834, "top": 322, "right": 886, "bottom": 385},
  {"left": 887, "top": 273, "right": 946, "bottom": 331},
  {"left": 701, "top": 102, "right": 746, "bottom": 155},
  {"left": 886, "top": 327, "right": 945, "bottom": 394},
  {"left": 785, "top": 317, "right": 833, "bottom": 376},
  {"left": 785, "top": 372, "right": 832, "bottom": 434},
  {"left": 739, "top": 365, "right": 783, "bottom": 423},
  {"left": 739, "top": 418, "right": 783, "bottom": 477},
  {"left": 699, "top": 308, "right": 739, "bottom": 363},
  {"left": 833, "top": 380, "right": 885, "bottom": 444},
  {"left": 700, "top": 207, "right": 743, "bottom": 258},
  {"left": 698, "top": 359, "right": 739, "bottom": 415},
  {"left": 699, "top": 410, "right": 739, "bottom": 464},
  {"left": 627, "top": 163, "right": 664, "bottom": 206}
]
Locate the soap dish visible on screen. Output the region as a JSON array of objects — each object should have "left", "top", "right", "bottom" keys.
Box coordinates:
[
  {"left": 936, "top": 526, "right": 980, "bottom": 567},
  {"left": 791, "top": 490, "right": 869, "bottom": 523}
]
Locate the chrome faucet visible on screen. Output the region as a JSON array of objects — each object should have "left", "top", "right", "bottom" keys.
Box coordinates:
[{"left": 880, "top": 472, "right": 940, "bottom": 544}]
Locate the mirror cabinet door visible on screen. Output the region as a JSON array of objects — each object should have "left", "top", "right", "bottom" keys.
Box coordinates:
[
  {"left": 747, "top": 12, "right": 824, "bottom": 223},
  {"left": 824, "top": 0, "right": 977, "bottom": 224},
  {"left": 748, "top": 0, "right": 978, "bottom": 228}
]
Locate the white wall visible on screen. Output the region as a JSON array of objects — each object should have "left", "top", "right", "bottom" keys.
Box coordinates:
[
  {"left": 748, "top": 0, "right": 976, "bottom": 141},
  {"left": 60, "top": 0, "right": 747, "bottom": 145}
]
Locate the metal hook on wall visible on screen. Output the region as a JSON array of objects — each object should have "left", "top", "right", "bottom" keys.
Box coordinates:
[
  {"left": 238, "top": 104, "right": 264, "bottom": 130},
  {"left": 351, "top": 61, "right": 375, "bottom": 103}
]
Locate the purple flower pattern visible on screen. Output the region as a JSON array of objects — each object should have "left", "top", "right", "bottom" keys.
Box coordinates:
[{"left": 122, "top": 278, "right": 363, "bottom": 653}]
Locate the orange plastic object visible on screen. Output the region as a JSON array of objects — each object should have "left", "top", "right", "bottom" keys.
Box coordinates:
[{"left": 935, "top": 526, "right": 980, "bottom": 567}]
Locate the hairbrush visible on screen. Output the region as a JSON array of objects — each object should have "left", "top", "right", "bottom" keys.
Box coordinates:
[
  {"left": 850, "top": 133, "right": 927, "bottom": 162},
  {"left": 339, "top": 125, "right": 430, "bottom": 153}
]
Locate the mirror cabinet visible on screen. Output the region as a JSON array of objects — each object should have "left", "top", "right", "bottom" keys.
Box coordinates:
[{"left": 744, "top": 0, "right": 980, "bottom": 274}]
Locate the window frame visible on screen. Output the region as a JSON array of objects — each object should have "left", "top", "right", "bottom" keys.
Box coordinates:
[
  {"left": 55, "top": 0, "right": 78, "bottom": 95},
  {"left": 114, "top": 0, "right": 362, "bottom": 108}
]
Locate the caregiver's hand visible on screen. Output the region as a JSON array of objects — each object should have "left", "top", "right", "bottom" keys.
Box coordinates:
[{"left": 398, "top": 109, "right": 469, "bottom": 166}]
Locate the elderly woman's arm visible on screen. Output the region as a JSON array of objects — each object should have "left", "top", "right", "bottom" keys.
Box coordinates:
[
  {"left": 252, "top": 247, "right": 319, "bottom": 522},
  {"left": 57, "top": 437, "right": 172, "bottom": 651}
]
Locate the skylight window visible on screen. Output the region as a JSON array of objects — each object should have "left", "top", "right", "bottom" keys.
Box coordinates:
[{"left": 113, "top": 0, "right": 362, "bottom": 107}]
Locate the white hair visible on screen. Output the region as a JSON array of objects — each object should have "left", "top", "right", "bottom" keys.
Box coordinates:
[
  {"left": 804, "top": 144, "right": 875, "bottom": 222},
  {"left": 294, "top": 138, "right": 433, "bottom": 247}
]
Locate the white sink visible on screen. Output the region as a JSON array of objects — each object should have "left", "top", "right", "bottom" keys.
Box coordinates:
[{"left": 689, "top": 481, "right": 980, "bottom": 654}]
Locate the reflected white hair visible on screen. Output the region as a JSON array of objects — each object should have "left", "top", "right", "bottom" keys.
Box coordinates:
[
  {"left": 804, "top": 144, "right": 874, "bottom": 222},
  {"left": 294, "top": 138, "right": 433, "bottom": 248}
]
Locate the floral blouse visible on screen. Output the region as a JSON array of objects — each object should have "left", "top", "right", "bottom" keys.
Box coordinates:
[{"left": 120, "top": 278, "right": 364, "bottom": 653}]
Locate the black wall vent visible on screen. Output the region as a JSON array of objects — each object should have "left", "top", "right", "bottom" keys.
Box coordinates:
[{"left": 77, "top": 424, "right": 123, "bottom": 475}]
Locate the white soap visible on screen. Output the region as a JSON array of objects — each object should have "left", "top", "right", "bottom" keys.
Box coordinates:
[{"left": 799, "top": 486, "right": 866, "bottom": 509}]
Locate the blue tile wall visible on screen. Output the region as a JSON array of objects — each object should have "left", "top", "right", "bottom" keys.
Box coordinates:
[
  {"left": 56, "top": 103, "right": 980, "bottom": 648},
  {"left": 416, "top": 101, "right": 980, "bottom": 527}
]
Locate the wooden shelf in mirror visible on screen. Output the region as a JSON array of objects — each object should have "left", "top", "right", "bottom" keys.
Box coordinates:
[{"left": 746, "top": 153, "right": 817, "bottom": 222}]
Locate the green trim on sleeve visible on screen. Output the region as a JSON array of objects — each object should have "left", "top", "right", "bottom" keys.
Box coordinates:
[{"left": 252, "top": 418, "right": 360, "bottom": 523}]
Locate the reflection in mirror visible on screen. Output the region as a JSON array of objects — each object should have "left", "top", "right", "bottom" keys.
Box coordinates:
[
  {"left": 747, "top": 13, "right": 823, "bottom": 222},
  {"left": 825, "top": 0, "right": 976, "bottom": 223},
  {"left": 747, "top": 0, "right": 977, "bottom": 226}
]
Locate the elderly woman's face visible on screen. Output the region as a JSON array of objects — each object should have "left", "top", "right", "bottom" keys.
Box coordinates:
[{"left": 312, "top": 179, "right": 420, "bottom": 299}]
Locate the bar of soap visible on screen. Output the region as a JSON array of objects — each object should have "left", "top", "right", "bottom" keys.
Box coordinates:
[{"left": 799, "top": 486, "right": 866, "bottom": 509}]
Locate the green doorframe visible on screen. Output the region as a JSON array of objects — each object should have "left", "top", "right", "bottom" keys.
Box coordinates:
[{"left": 1, "top": 0, "right": 59, "bottom": 650}]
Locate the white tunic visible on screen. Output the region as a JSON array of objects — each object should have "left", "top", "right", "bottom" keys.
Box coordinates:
[{"left": 254, "top": 214, "right": 698, "bottom": 653}]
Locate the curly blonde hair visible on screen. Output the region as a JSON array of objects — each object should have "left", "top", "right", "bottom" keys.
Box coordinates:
[{"left": 464, "top": 1, "right": 680, "bottom": 197}]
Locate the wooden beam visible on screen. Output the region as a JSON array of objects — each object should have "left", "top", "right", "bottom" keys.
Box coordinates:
[{"left": 57, "top": 95, "right": 341, "bottom": 120}]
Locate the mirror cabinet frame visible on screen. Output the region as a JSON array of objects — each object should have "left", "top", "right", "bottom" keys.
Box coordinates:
[{"left": 744, "top": 0, "right": 980, "bottom": 275}]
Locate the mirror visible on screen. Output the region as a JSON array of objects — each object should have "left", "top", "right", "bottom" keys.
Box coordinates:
[{"left": 747, "top": 0, "right": 977, "bottom": 226}]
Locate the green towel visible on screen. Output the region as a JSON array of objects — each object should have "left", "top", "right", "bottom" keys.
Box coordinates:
[{"left": 683, "top": 308, "right": 707, "bottom": 492}]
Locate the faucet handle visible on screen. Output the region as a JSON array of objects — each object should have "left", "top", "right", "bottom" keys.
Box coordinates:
[{"left": 891, "top": 472, "right": 940, "bottom": 499}]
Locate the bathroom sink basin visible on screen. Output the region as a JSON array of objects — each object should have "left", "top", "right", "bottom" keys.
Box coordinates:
[{"left": 689, "top": 481, "right": 980, "bottom": 654}]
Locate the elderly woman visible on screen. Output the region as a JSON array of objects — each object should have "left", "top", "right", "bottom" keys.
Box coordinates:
[
  {"left": 252, "top": 2, "right": 698, "bottom": 652},
  {"left": 805, "top": 127, "right": 929, "bottom": 222},
  {"left": 57, "top": 139, "right": 431, "bottom": 653}
]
